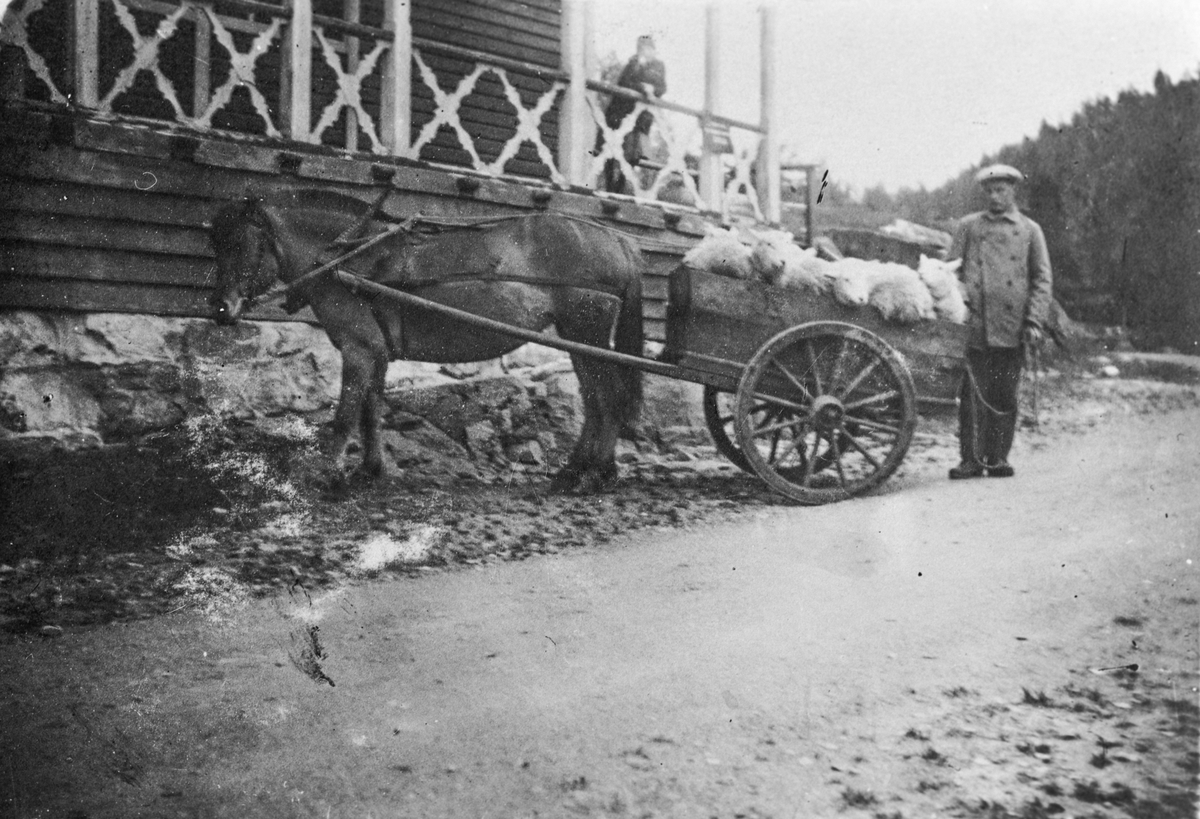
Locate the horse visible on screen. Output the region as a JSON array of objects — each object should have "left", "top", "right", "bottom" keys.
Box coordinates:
[{"left": 208, "top": 189, "right": 645, "bottom": 493}]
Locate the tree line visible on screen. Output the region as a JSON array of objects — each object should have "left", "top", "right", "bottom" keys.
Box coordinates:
[{"left": 818, "top": 70, "right": 1200, "bottom": 352}]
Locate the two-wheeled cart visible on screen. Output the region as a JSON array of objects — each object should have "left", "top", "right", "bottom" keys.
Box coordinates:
[{"left": 334, "top": 264, "right": 968, "bottom": 504}]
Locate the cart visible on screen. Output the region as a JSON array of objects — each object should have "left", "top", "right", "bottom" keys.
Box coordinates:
[{"left": 334, "top": 263, "right": 968, "bottom": 504}]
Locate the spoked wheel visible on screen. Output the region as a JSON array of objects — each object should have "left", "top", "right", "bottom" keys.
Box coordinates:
[{"left": 733, "top": 322, "right": 917, "bottom": 504}]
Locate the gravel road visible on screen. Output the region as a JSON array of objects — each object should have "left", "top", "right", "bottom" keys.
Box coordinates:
[{"left": 2, "top": 377, "right": 1197, "bottom": 819}]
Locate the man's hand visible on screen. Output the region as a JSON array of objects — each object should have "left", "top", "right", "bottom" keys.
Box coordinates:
[{"left": 1022, "top": 324, "right": 1043, "bottom": 347}]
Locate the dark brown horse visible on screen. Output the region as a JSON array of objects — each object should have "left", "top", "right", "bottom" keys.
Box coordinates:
[{"left": 208, "top": 189, "right": 644, "bottom": 492}]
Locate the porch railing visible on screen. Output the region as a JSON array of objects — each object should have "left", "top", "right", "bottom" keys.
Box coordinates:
[{"left": 1, "top": 0, "right": 776, "bottom": 220}]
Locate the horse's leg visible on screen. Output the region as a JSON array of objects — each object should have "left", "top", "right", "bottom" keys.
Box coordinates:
[
  {"left": 358, "top": 353, "right": 388, "bottom": 479},
  {"left": 550, "top": 353, "right": 603, "bottom": 492},
  {"left": 568, "top": 356, "right": 624, "bottom": 493},
  {"left": 327, "top": 339, "right": 382, "bottom": 484},
  {"left": 550, "top": 292, "right": 641, "bottom": 493}
]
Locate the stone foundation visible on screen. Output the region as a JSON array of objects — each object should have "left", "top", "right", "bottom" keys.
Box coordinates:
[{"left": 0, "top": 311, "right": 707, "bottom": 454}]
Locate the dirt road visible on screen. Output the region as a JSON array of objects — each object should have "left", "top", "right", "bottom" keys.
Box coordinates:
[{"left": 3, "top": 404, "right": 1198, "bottom": 818}]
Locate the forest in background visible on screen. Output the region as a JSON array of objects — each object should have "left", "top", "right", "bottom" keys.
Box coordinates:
[{"left": 803, "top": 70, "right": 1200, "bottom": 353}]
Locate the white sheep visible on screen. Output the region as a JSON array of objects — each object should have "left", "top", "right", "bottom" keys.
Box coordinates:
[
  {"left": 917, "top": 254, "right": 969, "bottom": 324},
  {"left": 868, "top": 263, "right": 936, "bottom": 324},
  {"left": 683, "top": 226, "right": 755, "bottom": 280},
  {"left": 776, "top": 245, "right": 828, "bottom": 293},
  {"left": 824, "top": 258, "right": 878, "bottom": 307},
  {"left": 748, "top": 229, "right": 796, "bottom": 284}
]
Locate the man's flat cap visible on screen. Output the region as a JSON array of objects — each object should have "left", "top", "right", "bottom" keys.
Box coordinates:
[{"left": 976, "top": 164, "right": 1024, "bottom": 184}]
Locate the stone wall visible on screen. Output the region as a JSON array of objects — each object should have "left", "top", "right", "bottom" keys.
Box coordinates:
[
  {"left": 0, "top": 310, "right": 343, "bottom": 444},
  {"left": 0, "top": 310, "right": 707, "bottom": 452}
]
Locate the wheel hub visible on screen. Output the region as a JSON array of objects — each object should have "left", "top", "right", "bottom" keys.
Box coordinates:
[{"left": 810, "top": 394, "right": 845, "bottom": 432}]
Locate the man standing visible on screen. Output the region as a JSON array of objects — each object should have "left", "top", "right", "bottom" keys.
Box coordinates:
[
  {"left": 947, "top": 164, "right": 1053, "bottom": 479},
  {"left": 600, "top": 35, "right": 667, "bottom": 193}
]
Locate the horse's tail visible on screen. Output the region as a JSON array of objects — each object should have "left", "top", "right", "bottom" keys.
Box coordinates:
[{"left": 612, "top": 254, "right": 645, "bottom": 427}]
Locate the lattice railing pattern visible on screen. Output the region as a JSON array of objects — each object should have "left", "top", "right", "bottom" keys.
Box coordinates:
[
  {"left": 585, "top": 92, "right": 706, "bottom": 205},
  {"left": 311, "top": 26, "right": 390, "bottom": 151},
  {"left": 0, "top": 0, "right": 69, "bottom": 103},
  {"left": 410, "top": 49, "right": 564, "bottom": 182}
]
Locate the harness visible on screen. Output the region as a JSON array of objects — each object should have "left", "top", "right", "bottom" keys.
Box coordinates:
[{"left": 247, "top": 191, "right": 667, "bottom": 357}]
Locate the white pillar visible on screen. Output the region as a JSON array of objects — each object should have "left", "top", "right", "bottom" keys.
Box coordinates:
[
  {"left": 287, "top": 0, "right": 313, "bottom": 142},
  {"left": 558, "top": 0, "right": 591, "bottom": 186},
  {"left": 381, "top": 0, "right": 412, "bottom": 157},
  {"left": 757, "top": 2, "right": 780, "bottom": 223},
  {"left": 698, "top": 1, "right": 722, "bottom": 212},
  {"left": 72, "top": 0, "right": 100, "bottom": 108}
]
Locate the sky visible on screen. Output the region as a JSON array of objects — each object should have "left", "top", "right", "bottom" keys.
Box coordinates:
[{"left": 592, "top": 0, "right": 1200, "bottom": 193}]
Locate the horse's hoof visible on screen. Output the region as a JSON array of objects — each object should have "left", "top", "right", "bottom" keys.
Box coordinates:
[
  {"left": 549, "top": 469, "right": 581, "bottom": 494},
  {"left": 357, "top": 460, "right": 385, "bottom": 481},
  {"left": 571, "top": 467, "right": 618, "bottom": 495}
]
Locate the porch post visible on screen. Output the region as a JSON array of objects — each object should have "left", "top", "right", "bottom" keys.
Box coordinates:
[
  {"left": 698, "top": 1, "right": 722, "bottom": 213},
  {"left": 757, "top": 3, "right": 780, "bottom": 223},
  {"left": 287, "top": 0, "right": 313, "bottom": 142},
  {"left": 72, "top": 0, "right": 99, "bottom": 108},
  {"left": 381, "top": 0, "right": 412, "bottom": 157},
  {"left": 558, "top": 0, "right": 591, "bottom": 187}
]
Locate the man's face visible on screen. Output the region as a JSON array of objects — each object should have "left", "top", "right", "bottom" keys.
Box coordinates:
[
  {"left": 637, "top": 40, "right": 656, "bottom": 61},
  {"left": 983, "top": 180, "right": 1017, "bottom": 213}
]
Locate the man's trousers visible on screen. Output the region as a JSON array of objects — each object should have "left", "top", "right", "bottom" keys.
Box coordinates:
[{"left": 958, "top": 345, "right": 1024, "bottom": 467}]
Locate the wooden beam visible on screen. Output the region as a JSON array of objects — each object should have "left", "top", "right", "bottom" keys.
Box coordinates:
[
  {"left": 757, "top": 3, "right": 780, "bottom": 223},
  {"left": 698, "top": 2, "right": 722, "bottom": 212},
  {"left": 557, "top": 0, "right": 590, "bottom": 187},
  {"left": 192, "top": 7, "right": 213, "bottom": 119},
  {"left": 287, "top": 0, "right": 313, "bottom": 142},
  {"left": 381, "top": 0, "right": 412, "bottom": 157},
  {"left": 72, "top": 0, "right": 100, "bottom": 108},
  {"left": 343, "top": 0, "right": 361, "bottom": 153}
]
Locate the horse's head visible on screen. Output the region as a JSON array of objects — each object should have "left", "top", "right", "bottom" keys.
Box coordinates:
[{"left": 208, "top": 197, "right": 283, "bottom": 324}]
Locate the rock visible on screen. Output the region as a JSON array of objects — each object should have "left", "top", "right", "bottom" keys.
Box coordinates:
[
  {"left": 507, "top": 440, "right": 544, "bottom": 465},
  {"left": 464, "top": 420, "right": 498, "bottom": 455},
  {"left": 1100, "top": 365, "right": 1121, "bottom": 378},
  {"left": 39, "top": 625, "right": 64, "bottom": 638}
]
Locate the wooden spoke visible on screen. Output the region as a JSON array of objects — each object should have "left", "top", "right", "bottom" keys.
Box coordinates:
[
  {"left": 843, "top": 415, "right": 901, "bottom": 435},
  {"left": 843, "top": 389, "right": 899, "bottom": 411},
  {"left": 800, "top": 430, "right": 820, "bottom": 486},
  {"left": 768, "top": 430, "right": 807, "bottom": 473},
  {"left": 830, "top": 430, "right": 847, "bottom": 487},
  {"left": 841, "top": 429, "right": 882, "bottom": 470},
  {"left": 804, "top": 340, "right": 824, "bottom": 395},
  {"left": 836, "top": 358, "right": 881, "bottom": 401},
  {"left": 828, "top": 336, "right": 849, "bottom": 391},
  {"left": 769, "top": 358, "right": 816, "bottom": 403},
  {"left": 751, "top": 391, "right": 809, "bottom": 413},
  {"left": 750, "top": 415, "right": 809, "bottom": 438}
]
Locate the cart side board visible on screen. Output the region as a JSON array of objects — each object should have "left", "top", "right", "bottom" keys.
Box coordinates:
[{"left": 663, "top": 267, "right": 970, "bottom": 407}]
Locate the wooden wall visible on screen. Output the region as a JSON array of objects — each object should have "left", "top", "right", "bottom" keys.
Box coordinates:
[{"left": 0, "top": 108, "right": 708, "bottom": 342}]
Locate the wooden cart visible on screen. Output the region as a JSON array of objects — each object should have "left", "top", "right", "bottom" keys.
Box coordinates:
[{"left": 335, "top": 264, "right": 969, "bottom": 504}]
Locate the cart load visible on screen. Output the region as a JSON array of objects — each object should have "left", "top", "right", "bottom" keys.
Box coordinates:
[{"left": 682, "top": 227, "right": 969, "bottom": 325}]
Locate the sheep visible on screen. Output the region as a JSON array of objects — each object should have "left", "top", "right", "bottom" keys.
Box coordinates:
[
  {"left": 683, "top": 226, "right": 755, "bottom": 280},
  {"left": 824, "top": 257, "right": 879, "bottom": 307},
  {"left": 868, "top": 263, "right": 936, "bottom": 324},
  {"left": 917, "top": 254, "right": 969, "bottom": 324},
  {"left": 776, "top": 245, "right": 829, "bottom": 293},
  {"left": 749, "top": 230, "right": 795, "bottom": 284}
]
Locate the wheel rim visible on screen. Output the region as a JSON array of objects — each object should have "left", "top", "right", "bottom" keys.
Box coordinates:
[
  {"left": 733, "top": 322, "right": 917, "bottom": 504},
  {"left": 702, "top": 385, "right": 752, "bottom": 473}
]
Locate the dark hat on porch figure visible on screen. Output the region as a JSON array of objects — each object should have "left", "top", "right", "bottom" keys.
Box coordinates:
[{"left": 975, "top": 164, "right": 1024, "bottom": 184}]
